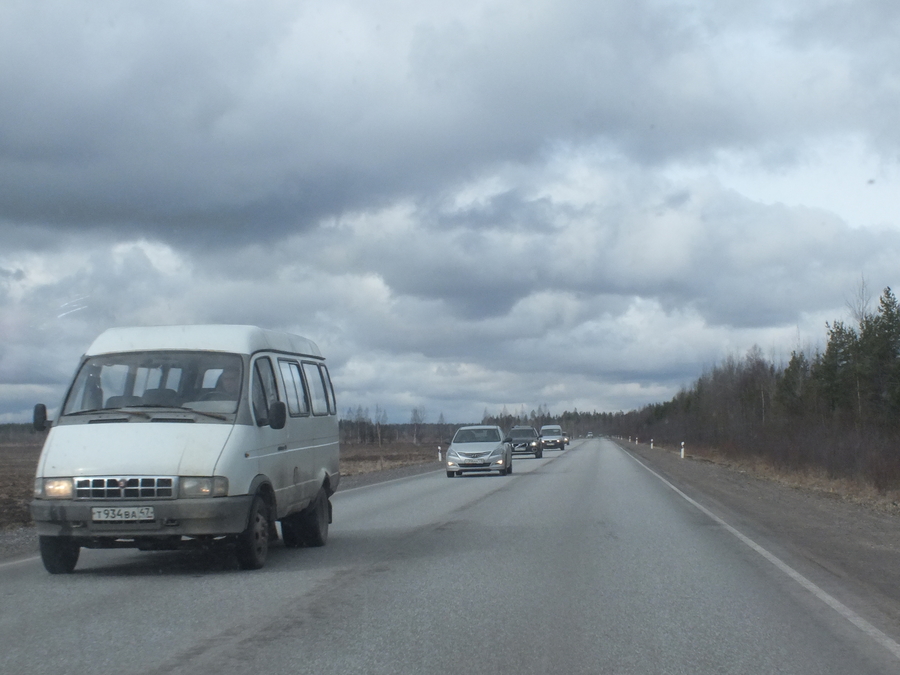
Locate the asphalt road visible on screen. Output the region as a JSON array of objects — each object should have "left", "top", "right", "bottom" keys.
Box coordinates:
[{"left": 2, "top": 438, "right": 899, "bottom": 674}]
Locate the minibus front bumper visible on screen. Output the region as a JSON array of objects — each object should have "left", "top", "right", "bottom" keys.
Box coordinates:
[{"left": 30, "top": 495, "right": 254, "bottom": 540}]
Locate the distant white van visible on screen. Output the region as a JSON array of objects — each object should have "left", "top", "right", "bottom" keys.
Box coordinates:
[
  {"left": 539, "top": 424, "right": 566, "bottom": 450},
  {"left": 30, "top": 325, "right": 340, "bottom": 573}
]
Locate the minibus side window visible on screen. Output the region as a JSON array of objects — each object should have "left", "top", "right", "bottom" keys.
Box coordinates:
[
  {"left": 291, "top": 363, "right": 310, "bottom": 414},
  {"left": 252, "top": 357, "right": 280, "bottom": 426},
  {"left": 99, "top": 364, "right": 129, "bottom": 407},
  {"left": 279, "top": 360, "right": 310, "bottom": 416},
  {"left": 132, "top": 366, "right": 181, "bottom": 396},
  {"left": 133, "top": 367, "right": 156, "bottom": 396},
  {"left": 302, "top": 362, "right": 329, "bottom": 416},
  {"left": 80, "top": 366, "right": 103, "bottom": 411},
  {"left": 164, "top": 368, "right": 182, "bottom": 391},
  {"left": 320, "top": 364, "right": 336, "bottom": 414},
  {"left": 201, "top": 369, "right": 221, "bottom": 388}
]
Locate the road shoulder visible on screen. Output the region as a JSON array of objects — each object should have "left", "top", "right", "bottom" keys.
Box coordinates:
[{"left": 621, "top": 441, "right": 900, "bottom": 638}]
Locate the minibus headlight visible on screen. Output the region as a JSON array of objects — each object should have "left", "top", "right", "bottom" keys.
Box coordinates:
[
  {"left": 39, "top": 478, "right": 73, "bottom": 499},
  {"left": 179, "top": 476, "right": 229, "bottom": 498}
]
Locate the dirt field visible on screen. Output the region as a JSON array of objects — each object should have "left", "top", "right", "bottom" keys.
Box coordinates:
[
  {"left": 0, "top": 440, "right": 43, "bottom": 530},
  {"left": 340, "top": 441, "right": 439, "bottom": 476},
  {"left": 0, "top": 437, "right": 436, "bottom": 531}
]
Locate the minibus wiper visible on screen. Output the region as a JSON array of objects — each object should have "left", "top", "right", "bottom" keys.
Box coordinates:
[
  {"left": 140, "top": 404, "right": 229, "bottom": 421},
  {"left": 112, "top": 409, "right": 152, "bottom": 418},
  {"left": 185, "top": 409, "right": 228, "bottom": 421},
  {"left": 67, "top": 408, "right": 150, "bottom": 419}
]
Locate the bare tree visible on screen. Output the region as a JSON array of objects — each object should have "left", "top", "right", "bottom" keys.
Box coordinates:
[
  {"left": 410, "top": 406, "right": 427, "bottom": 445},
  {"left": 354, "top": 406, "right": 370, "bottom": 444},
  {"left": 848, "top": 275, "right": 872, "bottom": 324},
  {"left": 374, "top": 404, "right": 388, "bottom": 446}
]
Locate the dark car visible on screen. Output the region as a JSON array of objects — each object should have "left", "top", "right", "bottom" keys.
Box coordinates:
[{"left": 508, "top": 425, "right": 542, "bottom": 458}]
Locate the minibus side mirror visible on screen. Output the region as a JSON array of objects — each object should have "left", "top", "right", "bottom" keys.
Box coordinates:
[
  {"left": 268, "top": 401, "right": 287, "bottom": 430},
  {"left": 33, "top": 403, "right": 49, "bottom": 432}
]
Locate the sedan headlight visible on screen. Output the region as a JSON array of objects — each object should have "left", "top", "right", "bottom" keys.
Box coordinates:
[
  {"left": 36, "top": 478, "right": 73, "bottom": 499},
  {"left": 179, "top": 476, "right": 229, "bottom": 498}
]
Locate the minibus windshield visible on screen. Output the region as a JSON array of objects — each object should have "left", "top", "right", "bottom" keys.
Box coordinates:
[{"left": 62, "top": 351, "right": 244, "bottom": 416}]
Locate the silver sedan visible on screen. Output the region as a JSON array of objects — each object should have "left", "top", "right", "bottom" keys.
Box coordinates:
[{"left": 445, "top": 425, "right": 513, "bottom": 477}]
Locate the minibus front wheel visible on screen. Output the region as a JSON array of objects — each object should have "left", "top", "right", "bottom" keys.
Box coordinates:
[
  {"left": 235, "top": 495, "right": 269, "bottom": 570},
  {"left": 39, "top": 535, "right": 80, "bottom": 574}
]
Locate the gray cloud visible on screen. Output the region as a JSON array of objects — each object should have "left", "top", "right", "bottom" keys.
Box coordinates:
[
  {"left": 2, "top": 0, "right": 899, "bottom": 423},
  {"left": 3, "top": 1, "right": 896, "bottom": 240}
]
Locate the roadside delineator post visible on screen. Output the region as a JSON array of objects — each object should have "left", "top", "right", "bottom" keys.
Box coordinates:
[
  {"left": 650, "top": 439, "right": 654, "bottom": 449},
  {"left": 680, "top": 441, "right": 685, "bottom": 459},
  {"left": 437, "top": 446, "right": 442, "bottom": 462}
]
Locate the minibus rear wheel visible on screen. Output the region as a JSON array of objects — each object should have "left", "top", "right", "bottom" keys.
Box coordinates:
[
  {"left": 280, "top": 512, "right": 303, "bottom": 548},
  {"left": 299, "top": 487, "right": 330, "bottom": 547},
  {"left": 39, "top": 536, "right": 80, "bottom": 574}
]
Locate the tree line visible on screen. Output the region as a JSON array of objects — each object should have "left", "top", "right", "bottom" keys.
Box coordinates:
[
  {"left": 339, "top": 404, "right": 611, "bottom": 446},
  {"left": 604, "top": 286, "right": 900, "bottom": 491}
]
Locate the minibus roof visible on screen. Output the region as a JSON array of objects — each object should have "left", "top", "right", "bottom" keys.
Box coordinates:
[{"left": 85, "top": 325, "right": 323, "bottom": 359}]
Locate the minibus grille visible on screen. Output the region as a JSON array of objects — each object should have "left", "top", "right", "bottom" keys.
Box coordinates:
[{"left": 74, "top": 477, "right": 175, "bottom": 500}]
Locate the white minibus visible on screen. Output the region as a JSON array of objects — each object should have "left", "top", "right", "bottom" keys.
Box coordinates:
[{"left": 30, "top": 325, "right": 340, "bottom": 572}]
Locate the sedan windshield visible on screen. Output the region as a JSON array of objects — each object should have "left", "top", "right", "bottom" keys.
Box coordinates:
[
  {"left": 453, "top": 428, "right": 501, "bottom": 443},
  {"left": 62, "top": 351, "right": 244, "bottom": 415}
]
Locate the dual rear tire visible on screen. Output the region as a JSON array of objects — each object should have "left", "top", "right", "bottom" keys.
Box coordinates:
[{"left": 281, "top": 487, "right": 330, "bottom": 549}]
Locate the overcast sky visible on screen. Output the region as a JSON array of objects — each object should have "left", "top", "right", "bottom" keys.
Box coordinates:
[{"left": 2, "top": 0, "right": 900, "bottom": 425}]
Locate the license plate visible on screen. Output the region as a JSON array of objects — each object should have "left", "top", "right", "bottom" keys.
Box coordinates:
[{"left": 92, "top": 506, "right": 155, "bottom": 522}]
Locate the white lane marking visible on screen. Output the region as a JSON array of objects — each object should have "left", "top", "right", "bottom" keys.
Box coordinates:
[
  {"left": 336, "top": 468, "right": 444, "bottom": 495},
  {"left": 0, "top": 554, "right": 39, "bottom": 568},
  {"left": 622, "top": 446, "right": 900, "bottom": 662}
]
